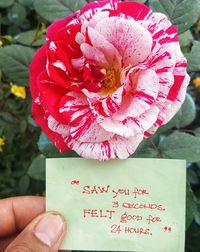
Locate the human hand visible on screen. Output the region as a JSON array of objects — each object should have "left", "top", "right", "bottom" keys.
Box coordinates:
[{"left": 0, "top": 196, "right": 66, "bottom": 252}]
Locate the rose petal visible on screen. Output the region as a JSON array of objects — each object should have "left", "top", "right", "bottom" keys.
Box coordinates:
[
  {"left": 80, "top": 43, "right": 109, "bottom": 66},
  {"left": 30, "top": 44, "right": 47, "bottom": 98},
  {"left": 113, "top": 69, "right": 159, "bottom": 120},
  {"left": 68, "top": 133, "right": 143, "bottom": 161},
  {"left": 101, "top": 105, "right": 159, "bottom": 137},
  {"left": 87, "top": 27, "right": 122, "bottom": 67},
  {"left": 37, "top": 71, "right": 67, "bottom": 124},
  {"left": 153, "top": 13, "right": 178, "bottom": 42},
  {"left": 117, "top": 1, "right": 150, "bottom": 20},
  {"left": 146, "top": 74, "right": 190, "bottom": 137},
  {"left": 80, "top": 0, "right": 117, "bottom": 20},
  {"left": 59, "top": 91, "right": 89, "bottom": 125},
  {"left": 163, "top": 74, "right": 190, "bottom": 124},
  {"left": 46, "top": 12, "right": 79, "bottom": 41},
  {"left": 71, "top": 121, "right": 114, "bottom": 142},
  {"left": 95, "top": 16, "right": 153, "bottom": 66}
]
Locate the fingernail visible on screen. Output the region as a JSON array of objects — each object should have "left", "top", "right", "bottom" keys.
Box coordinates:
[{"left": 34, "top": 213, "right": 64, "bottom": 247}]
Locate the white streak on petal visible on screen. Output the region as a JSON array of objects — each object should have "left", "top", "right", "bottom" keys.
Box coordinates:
[
  {"left": 46, "top": 59, "right": 50, "bottom": 76},
  {"left": 34, "top": 96, "right": 40, "bottom": 105},
  {"left": 47, "top": 115, "right": 69, "bottom": 137},
  {"left": 75, "top": 32, "right": 85, "bottom": 44},
  {"left": 71, "top": 57, "right": 85, "bottom": 70},
  {"left": 80, "top": 43, "right": 108, "bottom": 66},
  {"left": 153, "top": 13, "right": 172, "bottom": 31},
  {"left": 52, "top": 60, "right": 66, "bottom": 71},
  {"left": 49, "top": 41, "right": 57, "bottom": 52},
  {"left": 100, "top": 118, "right": 139, "bottom": 138},
  {"left": 79, "top": 3, "right": 114, "bottom": 22}
]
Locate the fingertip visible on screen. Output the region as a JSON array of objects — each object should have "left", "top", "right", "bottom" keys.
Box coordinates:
[
  {"left": 4, "top": 211, "right": 66, "bottom": 252},
  {"left": 33, "top": 212, "right": 65, "bottom": 247}
]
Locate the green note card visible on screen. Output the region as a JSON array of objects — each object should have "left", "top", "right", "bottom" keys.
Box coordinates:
[{"left": 46, "top": 158, "right": 186, "bottom": 252}]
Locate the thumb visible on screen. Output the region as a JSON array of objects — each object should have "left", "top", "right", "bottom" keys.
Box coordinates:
[{"left": 5, "top": 212, "right": 66, "bottom": 252}]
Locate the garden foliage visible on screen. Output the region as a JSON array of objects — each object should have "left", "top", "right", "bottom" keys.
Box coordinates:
[{"left": 0, "top": 0, "right": 200, "bottom": 251}]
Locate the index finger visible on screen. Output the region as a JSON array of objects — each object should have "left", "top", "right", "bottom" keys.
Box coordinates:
[{"left": 0, "top": 196, "right": 45, "bottom": 237}]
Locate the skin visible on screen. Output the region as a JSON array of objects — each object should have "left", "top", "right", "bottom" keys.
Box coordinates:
[
  {"left": 0, "top": 196, "right": 45, "bottom": 251},
  {"left": 0, "top": 196, "right": 67, "bottom": 252}
]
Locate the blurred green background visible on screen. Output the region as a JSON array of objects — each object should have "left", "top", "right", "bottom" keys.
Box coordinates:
[{"left": 0, "top": 0, "right": 200, "bottom": 251}]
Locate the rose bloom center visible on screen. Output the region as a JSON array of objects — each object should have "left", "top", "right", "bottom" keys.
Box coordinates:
[{"left": 100, "top": 68, "right": 121, "bottom": 94}]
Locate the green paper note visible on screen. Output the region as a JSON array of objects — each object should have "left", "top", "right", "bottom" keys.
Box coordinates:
[{"left": 46, "top": 158, "right": 186, "bottom": 252}]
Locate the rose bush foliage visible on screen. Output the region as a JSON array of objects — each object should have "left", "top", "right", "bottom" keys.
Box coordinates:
[{"left": 30, "top": 0, "right": 189, "bottom": 160}]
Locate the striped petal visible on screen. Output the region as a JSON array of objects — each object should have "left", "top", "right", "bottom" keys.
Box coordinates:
[
  {"left": 116, "top": 1, "right": 151, "bottom": 20},
  {"left": 95, "top": 16, "right": 153, "bottom": 66},
  {"left": 80, "top": 0, "right": 117, "bottom": 20},
  {"left": 68, "top": 133, "right": 144, "bottom": 161},
  {"left": 163, "top": 73, "right": 190, "bottom": 124},
  {"left": 146, "top": 74, "right": 190, "bottom": 137},
  {"left": 101, "top": 105, "right": 159, "bottom": 137},
  {"left": 113, "top": 69, "right": 159, "bottom": 120},
  {"left": 80, "top": 43, "right": 109, "bottom": 67},
  {"left": 87, "top": 27, "right": 122, "bottom": 67}
]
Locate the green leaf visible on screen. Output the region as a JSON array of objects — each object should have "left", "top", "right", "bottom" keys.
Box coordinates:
[
  {"left": 194, "top": 204, "right": 200, "bottom": 226},
  {"left": 14, "top": 30, "right": 46, "bottom": 46},
  {"left": 159, "top": 132, "right": 200, "bottom": 162},
  {"left": 179, "top": 30, "right": 193, "bottom": 47},
  {"left": 187, "top": 168, "right": 199, "bottom": 185},
  {"left": 196, "top": 162, "right": 200, "bottom": 170},
  {"left": 187, "top": 41, "right": 200, "bottom": 72},
  {"left": 18, "top": 174, "right": 30, "bottom": 194},
  {"left": 195, "top": 128, "right": 200, "bottom": 137},
  {"left": 149, "top": 0, "right": 200, "bottom": 34},
  {"left": 186, "top": 183, "right": 196, "bottom": 229},
  {"left": 134, "top": 147, "right": 158, "bottom": 158},
  {"left": 27, "top": 116, "right": 38, "bottom": 128},
  {"left": 0, "top": 45, "right": 35, "bottom": 86},
  {"left": 125, "top": 0, "right": 146, "bottom": 3},
  {"left": 7, "top": 25, "right": 21, "bottom": 36},
  {"left": 8, "top": 2, "right": 26, "bottom": 26},
  {"left": 32, "top": 36, "right": 46, "bottom": 46},
  {"left": 134, "top": 134, "right": 160, "bottom": 158},
  {"left": 18, "top": 0, "right": 33, "bottom": 9},
  {"left": 158, "top": 93, "right": 196, "bottom": 132},
  {"left": 20, "top": 119, "right": 27, "bottom": 134},
  {"left": 34, "top": 0, "right": 87, "bottom": 23},
  {"left": 0, "top": 0, "right": 14, "bottom": 8},
  {"left": 185, "top": 222, "right": 200, "bottom": 251},
  {"left": 0, "top": 112, "right": 18, "bottom": 143},
  {"left": 28, "top": 154, "right": 46, "bottom": 181},
  {"left": 177, "top": 93, "right": 196, "bottom": 128},
  {"left": 37, "top": 132, "right": 51, "bottom": 153}
]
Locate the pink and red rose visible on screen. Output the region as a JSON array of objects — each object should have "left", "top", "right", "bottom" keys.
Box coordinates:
[{"left": 30, "top": 0, "right": 189, "bottom": 160}]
